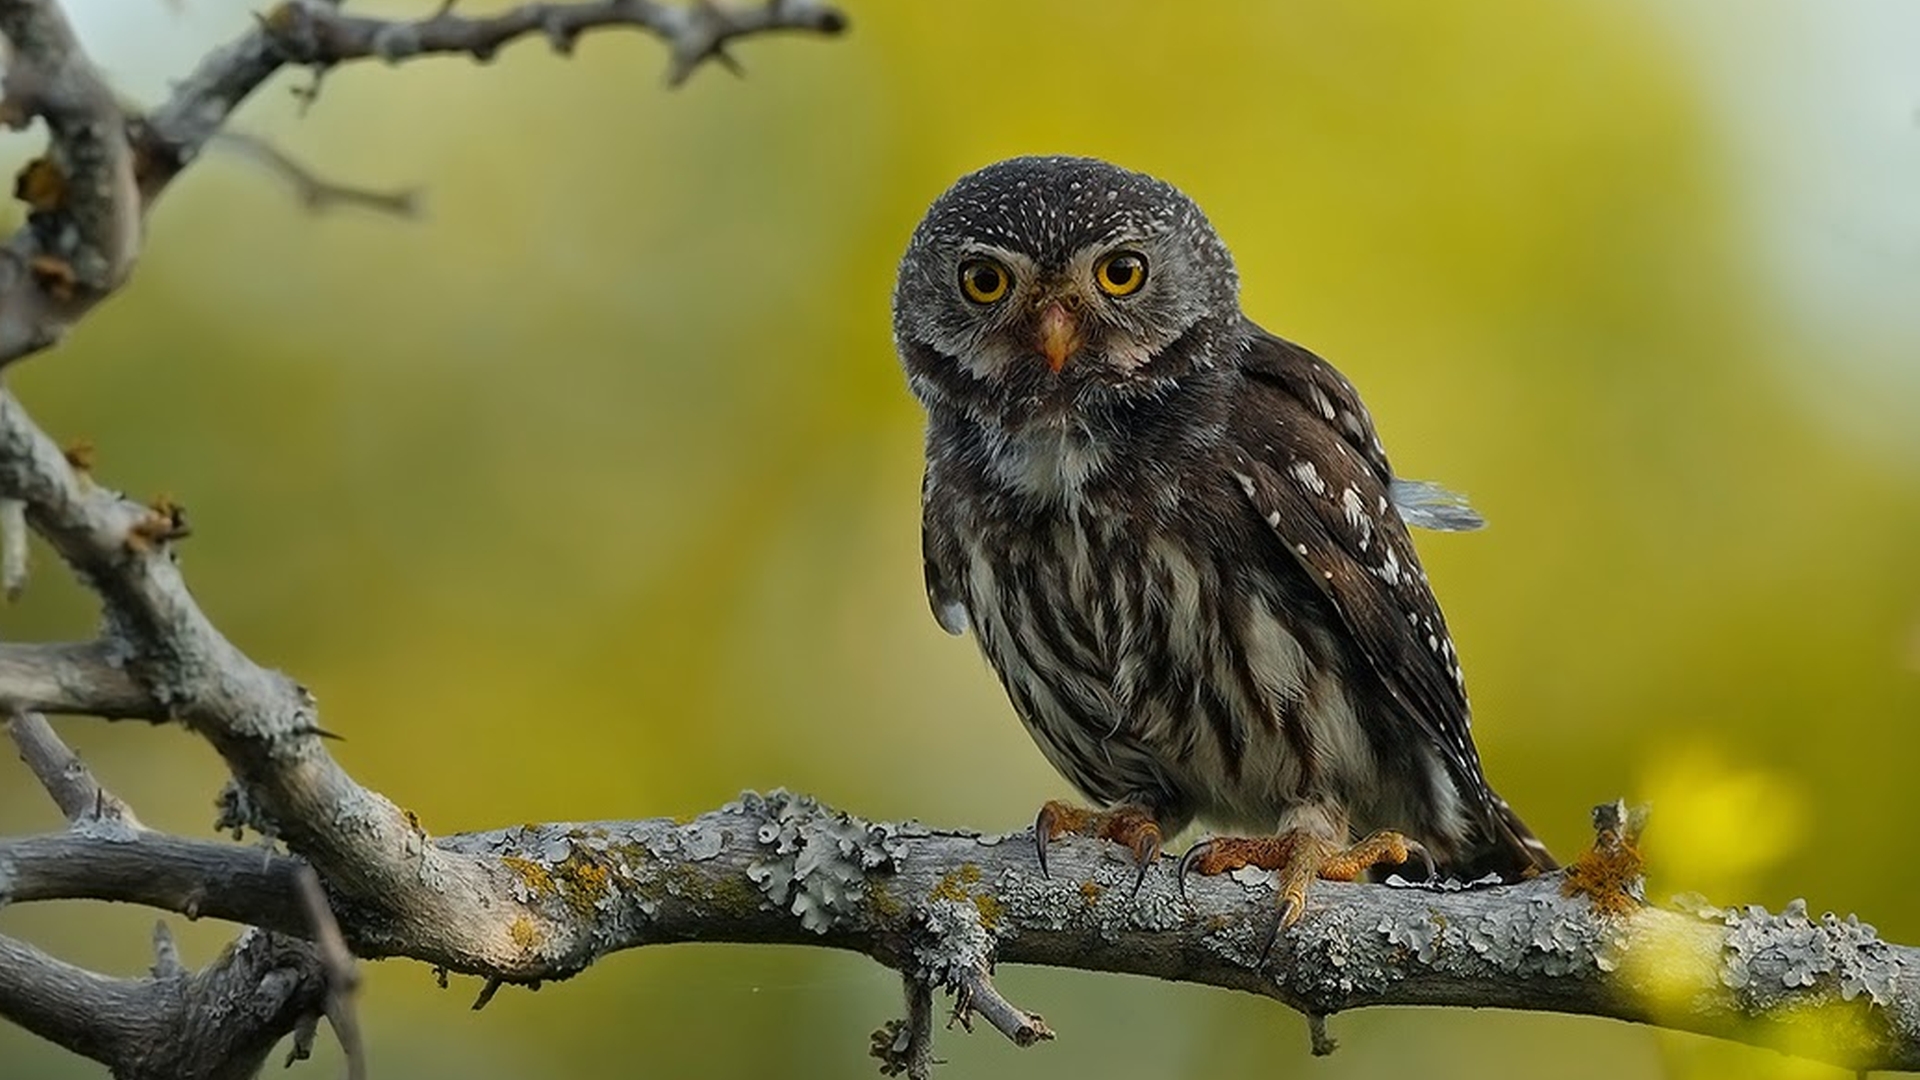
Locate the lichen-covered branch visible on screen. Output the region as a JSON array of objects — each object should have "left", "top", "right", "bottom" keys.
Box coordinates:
[{"left": 5, "top": 788, "right": 1918, "bottom": 1073}]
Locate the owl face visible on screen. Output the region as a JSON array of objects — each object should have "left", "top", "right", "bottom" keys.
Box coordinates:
[{"left": 894, "top": 157, "right": 1242, "bottom": 429}]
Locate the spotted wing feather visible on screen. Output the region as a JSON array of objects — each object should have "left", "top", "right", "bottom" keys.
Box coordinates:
[{"left": 1229, "top": 327, "right": 1494, "bottom": 820}]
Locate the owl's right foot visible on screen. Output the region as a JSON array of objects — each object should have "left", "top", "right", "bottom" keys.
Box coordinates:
[
  {"left": 1177, "top": 828, "right": 1433, "bottom": 949},
  {"left": 1033, "top": 801, "right": 1163, "bottom": 894}
]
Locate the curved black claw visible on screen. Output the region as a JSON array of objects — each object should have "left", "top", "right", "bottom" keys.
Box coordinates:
[
  {"left": 1259, "top": 907, "right": 1287, "bottom": 964},
  {"left": 1033, "top": 805, "right": 1055, "bottom": 878},
  {"left": 1175, "top": 840, "right": 1214, "bottom": 905},
  {"left": 1126, "top": 831, "right": 1162, "bottom": 900},
  {"left": 1403, "top": 839, "right": 1436, "bottom": 884}
]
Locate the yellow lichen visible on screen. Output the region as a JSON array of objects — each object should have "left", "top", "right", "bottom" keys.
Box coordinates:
[
  {"left": 929, "top": 870, "right": 971, "bottom": 905},
  {"left": 552, "top": 847, "right": 618, "bottom": 916},
  {"left": 509, "top": 916, "right": 540, "bottom": 951},
  {"left": 972, "top": 893, "right": 1002, "bottom": 930},
  {"left": 929, "top": 865, "right": 998, "bottom": 928},
  {"left": 501, "top": 855, "right": 555, "bottom": 895},
  {"left": 1079, "top": 880, "right": 1104, "bottom": 905},
  {"left": 867, "top": 880, "right": 904, "bottom": 922}
]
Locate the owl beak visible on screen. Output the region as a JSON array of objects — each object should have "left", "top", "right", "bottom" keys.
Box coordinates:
[{"left": 1036, "top": 302, "right": 1082, "bottom": 373}]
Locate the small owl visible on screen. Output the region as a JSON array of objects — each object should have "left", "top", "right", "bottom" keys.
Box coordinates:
[{"left": 892, "top": 156, "right": 1553, "bottom": 925}]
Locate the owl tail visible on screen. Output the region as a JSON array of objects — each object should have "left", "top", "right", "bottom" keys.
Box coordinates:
[
  {"left": 1486, "top": 793, "right": 1559, "bottom": 878},
  {"left": 1435, "top": 791, "right": 1557, "bottom": 883}
]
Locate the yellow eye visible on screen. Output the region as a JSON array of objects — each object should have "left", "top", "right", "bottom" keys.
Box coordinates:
[
  {"left": 1094, "top": 250, "right": 1148, "bottom": 297},
  {"left": 958, "top": 258, "right": 1010, "bottom": 304}
]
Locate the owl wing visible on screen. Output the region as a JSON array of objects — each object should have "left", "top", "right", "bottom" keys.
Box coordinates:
[
  {"left": 921, "top": 469, "right": 971, "bottom": 636},
  {"left": 1228, "top": 327, "right": 1495, "bottom": 816},
  {"left": 1252, "top": 334, "right": 1486, "bottom": 533}
]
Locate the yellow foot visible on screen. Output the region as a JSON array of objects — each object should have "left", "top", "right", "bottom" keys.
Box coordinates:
[
  {"left": 1033, "top": 800, "right": 1163, "bottom": 894},
  {"left": 1178, "top": 828, "right": 1431, "bottom": 951}
]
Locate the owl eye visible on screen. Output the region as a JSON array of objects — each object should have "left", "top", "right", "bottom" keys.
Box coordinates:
[
  {"left": 1094, "top": 250, "right": 1148, "bottom": 297},
  {"left": 958, "top": 258, "right": 1010, "bottom": 304}
]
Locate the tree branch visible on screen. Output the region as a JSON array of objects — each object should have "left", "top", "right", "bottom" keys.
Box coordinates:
[
  {"left": 0, "top": 640, "right": 157, "bottom": 719},
  {"left": 6, "top": 788, "right": 1918, "bottom": 1073},
  {"left": 6, "top": 708, "right": 142, "bottom": 825},
  {"left": 211, "top": 132, "right": 421, "bottom": 218},
  {"left": 0, "top": 927, "right": 328, "bottom": 1080},
  {"left": 260, "top": 0, "right": 849, "bottom": 86},
  {"left": 0, "top": 0, "right": 140, "bottom": 362},
  {"left": 0, "top": 0, "right": 848, "bottom": 366}
]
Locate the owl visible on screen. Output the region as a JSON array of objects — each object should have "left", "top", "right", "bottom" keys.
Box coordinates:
[{"left": 892, "top": 156, "right": 1553, "bottom": 928}]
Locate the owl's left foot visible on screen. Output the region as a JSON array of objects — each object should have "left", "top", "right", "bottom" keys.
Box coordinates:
[
  {"left": 1034, "top": 800, "right": 1163, "bottom": 894},
  {"left": 1177, "top": 828, "right": 1431, "bottom": 938}
]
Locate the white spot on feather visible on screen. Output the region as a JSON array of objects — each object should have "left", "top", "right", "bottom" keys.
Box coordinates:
[
  {"left": 1306, "top": 383, "right": 1338, "bottom": 421},
  {"left": 1288, "top": 460, "right": 1327, "bottom": 497},
  {"left": 1376, "top": 545, "right": 1402, "bottom": 586},
  {"left": 1340, "top": 486, "right": 1372, "bottom": 550}
]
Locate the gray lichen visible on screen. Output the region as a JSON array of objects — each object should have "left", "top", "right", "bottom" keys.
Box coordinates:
[
  {"left": 742, "top": 790, "right": 908, "bottom": 933},
  {"left": 1722, "top": 899, "right": 1901, "bottom": 1008},
  {"left": 916, "top": 897, "right": 993, "bottom": 984}
]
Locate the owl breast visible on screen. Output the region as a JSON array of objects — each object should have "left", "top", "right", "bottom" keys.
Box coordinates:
[{"left": 943, "top": 437, "right": 1427, "bottom": 840}]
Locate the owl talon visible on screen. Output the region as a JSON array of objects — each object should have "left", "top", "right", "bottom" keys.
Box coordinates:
[
  {"left": 1403, "top": 839, "right": 1436, "bottom": 884},
  {"left": 1032, "top": 800, "right": 1161, "bottom": 887},
  {"left": 1174, "top": 840, "right": 1213, "bottom": 904},
  {"left": 1179, "top": 827, "right": 1427, "bottom": 954},
  {"left": 1033, "top": 804, "right": 1061, "bottom": 878}
]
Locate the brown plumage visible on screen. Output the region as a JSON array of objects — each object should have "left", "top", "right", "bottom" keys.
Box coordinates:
[{"left": 893, "top": 156, "right": 1551, "bottom": 900}]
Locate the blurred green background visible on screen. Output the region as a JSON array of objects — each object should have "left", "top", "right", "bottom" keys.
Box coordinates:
[{"left": 4, "top": 1, "right": 1918, "bottom": 1077}]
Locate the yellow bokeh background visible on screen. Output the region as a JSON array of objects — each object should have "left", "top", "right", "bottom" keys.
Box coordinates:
[{"left": 4, "top": 2, "right": 1917, "bottom": 1078}]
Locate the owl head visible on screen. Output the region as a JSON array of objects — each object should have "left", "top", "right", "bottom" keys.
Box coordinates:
[{"left": 893, "top": 156, "right": 1242, "bottom": 430}]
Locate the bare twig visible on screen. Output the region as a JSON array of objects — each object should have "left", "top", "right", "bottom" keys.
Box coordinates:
[
  {"left": 295, "top": 866, "right": 367, "bottom": 1080},
  {"left": 903, "top": 974, "right": 935, "bottom": 1079},
  {"left": 259, "top": 0, "right": 849, "bottom": 87},
  {"left": 213, "top": 132, "right": 420, "bottom": 218},
  {"left": 953, "top": 964, "right": 1054, "bottom": 1048},
  {"left": 0, "top": 640, "right": 158, "bottom": 719},
  {"left": 150, "top": 921, "right": 186, "bottom": 979},
  {"left": 4, "top": 709, "right": 141, "bottom": 826},
  {"left": 0, "top": 497, "right": 26, "bottom": 598},
  {"left": 0, "top": 829, "right": 308, "bottom": 933}
]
